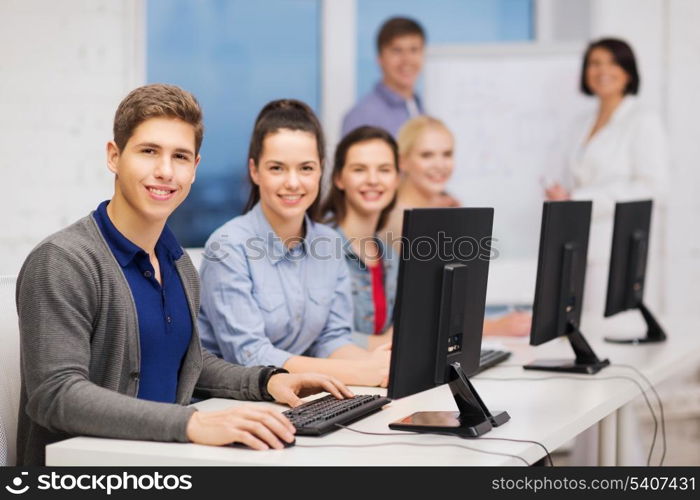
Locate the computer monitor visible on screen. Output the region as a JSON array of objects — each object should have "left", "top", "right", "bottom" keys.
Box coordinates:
[
  {"left": 525, "top": 201, "right": 610, "bottom": 374},
  {"left": 387, "top": 207, "right": 510, "bottom": 437},
  {"left": 604, "top": 200, "right": 666, "bottom": 344}
]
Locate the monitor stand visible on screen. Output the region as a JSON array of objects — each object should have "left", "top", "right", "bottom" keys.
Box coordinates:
[
  {"left": 524, "top": 321, "right": 610, "bottom": 374},
  {"left": 604, "top": 302, "right": 667, "bottom": 344},
  {"left": 389, "top": 362, "right": 510, "bottom": 437}
]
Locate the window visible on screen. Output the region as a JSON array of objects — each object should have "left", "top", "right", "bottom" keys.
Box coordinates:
[{"left": 148, "top": 0, "right": 320, "bottom": 246}]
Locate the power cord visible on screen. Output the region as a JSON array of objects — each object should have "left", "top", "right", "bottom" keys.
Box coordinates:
[
  {"left": 297, "top": 424, "right": 554, "bottom": 466},
  {"left": 481, "top": 362, "right": 668, "bottom": 464},
  {"left": 476, "top": 436, "right": 553, "bottom": 467},
  {"left": 293, "top": 365, "right": 659, "bottom": 466},
  {"left": 338, "top": 422, "right": 552, "bottom": 465},
  {"left": 294, "top": 424, "right": 532, "bottom": 466},
  {"left": 477, "top": 373, "right": 660, "bottom": 466},
  {"left": 612, "top": 364, "right": 667, "bottom": 466}
]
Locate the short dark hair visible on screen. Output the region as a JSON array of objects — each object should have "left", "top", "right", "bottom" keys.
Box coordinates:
[
  {"left": 322, "top": 126, "right": 399, "bottom": 232},
  {"left": 580, "top": 38, "right": 640, "bottom": 96},
  {"left": 244, "top": 99, "right": 325, "bottom": 217},
  {"left": 376, "top": 17, "right": 426, "bottom": 53}
]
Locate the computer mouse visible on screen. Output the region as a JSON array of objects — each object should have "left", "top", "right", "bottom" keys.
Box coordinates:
[{"left": 227, "top": 438, "right": 295, "bottom": 450}]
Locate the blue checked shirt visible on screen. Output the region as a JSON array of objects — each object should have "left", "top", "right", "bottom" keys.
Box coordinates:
[{"left": 198, "top": 203, "right": 354, "bottom": 367}]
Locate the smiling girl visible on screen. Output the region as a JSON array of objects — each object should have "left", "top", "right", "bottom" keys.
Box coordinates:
[
  {"left": 323, "top": 126, "right": 401, "bottom": 350},
  {"left": 198, "top": 100, "right": 390, "bottom": 387},
  {"left": 382, "top": 115, "right": 531, "bottom": 337}
]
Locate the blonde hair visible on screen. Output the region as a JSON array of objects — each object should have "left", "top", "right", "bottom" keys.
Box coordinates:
[{"left": 397, "top": 115, "right": 452, "bottom": 156}]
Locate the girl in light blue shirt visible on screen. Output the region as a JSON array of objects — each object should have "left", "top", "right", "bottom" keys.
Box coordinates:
[{"left": 198, "top": 100, "right": 390, "bottom": 387}]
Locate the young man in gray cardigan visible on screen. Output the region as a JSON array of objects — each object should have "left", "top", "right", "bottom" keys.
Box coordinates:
[{"left": 15, "top": 84, "right": 353, "bottom": 465}]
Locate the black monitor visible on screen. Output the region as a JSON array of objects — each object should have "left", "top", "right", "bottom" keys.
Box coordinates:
[
  {"left": 525, "top": 201, "right": 610, "bottom": 374},
  {"left": 604, "top": 200, "right": 666, "bottom": 344},
  {"left": 387, "top": 208, "right": 509, "bottom": 437}
]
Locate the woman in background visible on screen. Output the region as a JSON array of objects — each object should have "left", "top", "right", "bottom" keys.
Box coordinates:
[
  {"left": 382, "top": 115, "right": 531, "bottom": 337},
  {"left": 198, "top": 100, "right": 390, "bottom": 387},
  {"left": 546, "top": 38, "right": 667, "bottom": 467},
  {"left": 545, "top": 38, "right": 669, "bottom": 315},
  {"left": 323, "top": 126, "right": 400, "bottom": 350}
]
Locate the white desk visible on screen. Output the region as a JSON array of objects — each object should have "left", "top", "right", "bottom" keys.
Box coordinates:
[{"left": 46, "top": 315, "right": 700, "bottom": 466}]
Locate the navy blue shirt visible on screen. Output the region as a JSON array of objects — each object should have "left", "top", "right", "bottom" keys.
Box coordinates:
[{"left": 93, "top": 201, "right": 192, "bottom": 403}]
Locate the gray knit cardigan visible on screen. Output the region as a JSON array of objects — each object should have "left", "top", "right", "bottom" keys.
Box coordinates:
[{"left": 16, "top": 214, "right": 276, "bottom": 465}]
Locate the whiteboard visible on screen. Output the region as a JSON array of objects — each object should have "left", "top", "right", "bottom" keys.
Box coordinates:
[{"left": 425, "top": 43, "right": 592, "bottom": 260}]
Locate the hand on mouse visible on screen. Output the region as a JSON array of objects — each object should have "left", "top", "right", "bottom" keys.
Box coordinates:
[{"left": 186, "top": 405, "right": 296, "bottom": 450}]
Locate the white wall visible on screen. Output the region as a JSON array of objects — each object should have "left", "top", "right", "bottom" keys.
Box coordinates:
[
  {"left": 588, "top": 0, "right": 666, "bottom": 314},
  {"left": 536, "top": 0, "right": 591, "bottom": 42},
  {"left": 665, "top": 0, "right": 700, "bottom": 315},
  {"left": 321, "top": 0, "right": 356, "bottom": 163},
  {"left": 590, "top": 0, "right": 700, "bottom": 316},
  {"left": 0, "top": 0, "right": 144, "bottom": 275},
  {"left": 591, "top": 0, "right": 666, "bottom": 112}
]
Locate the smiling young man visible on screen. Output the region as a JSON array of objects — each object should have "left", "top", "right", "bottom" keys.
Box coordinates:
[
  {"left": 15, "top": 84, "right": 352, "bottom": 465},
  {"left": 341, "top": 17, "right": 426, "bottom": 137}
]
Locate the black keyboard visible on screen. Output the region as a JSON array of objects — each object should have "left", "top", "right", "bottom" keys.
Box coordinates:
[
  {"left": 282, "top": 394, "right": 391, "bottom": 436},
  {"left": 473, "top": 348, "right": 511, "bottom": 375}
]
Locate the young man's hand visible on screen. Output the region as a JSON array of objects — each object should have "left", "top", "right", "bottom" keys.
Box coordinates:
[
  {"left": 186, "top": 405, "right": 295, "bottom": 450},
  {"left": 266, "top": 372, "right": 354, "bottom": 407}
]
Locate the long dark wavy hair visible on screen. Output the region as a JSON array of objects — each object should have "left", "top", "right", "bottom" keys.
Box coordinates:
[{"left": 243, "top": 99, "right": 325, "bottom": 218}]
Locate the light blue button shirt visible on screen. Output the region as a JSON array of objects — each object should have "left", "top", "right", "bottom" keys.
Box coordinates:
[{"left": 198, "top": 203, "right": 354, "bottom": 367}]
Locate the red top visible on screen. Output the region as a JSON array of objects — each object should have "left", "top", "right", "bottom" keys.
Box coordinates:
[{"left": 369, "top": 259, "right": 387, "bottom": 335}]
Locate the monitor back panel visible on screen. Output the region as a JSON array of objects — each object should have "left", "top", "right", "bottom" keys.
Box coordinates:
[
  {"left": 530, "top": 201, "right": 592, "bottom": 346},
  {"left": 605, "top": 200, "right": 653, "bottom": 316},
  {"left": 388, "top": 208, "right": 493, "bottom": 399}
]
